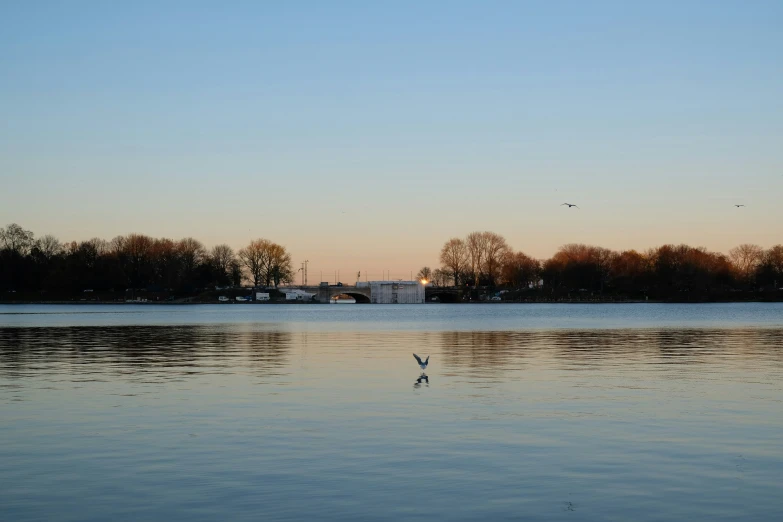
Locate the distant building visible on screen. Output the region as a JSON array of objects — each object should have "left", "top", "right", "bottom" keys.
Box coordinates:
[
  {"left": 369, "top": 281, "right": 424, "bottom": 304},
  {"left": 256, "top": 292, "right": 270, "bottom": 301},
  {"left": 284, "top": 289, "right": 315, "bottom": 301}
]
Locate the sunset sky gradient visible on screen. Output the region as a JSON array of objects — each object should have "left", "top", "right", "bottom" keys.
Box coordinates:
[{"left": 2, "top": 1, "right": 782, "bottom": 281}]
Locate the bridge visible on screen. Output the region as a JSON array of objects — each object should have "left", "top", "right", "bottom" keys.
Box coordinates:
[{"left": 289, "top": 284, "right": 462, "bottom": 303}]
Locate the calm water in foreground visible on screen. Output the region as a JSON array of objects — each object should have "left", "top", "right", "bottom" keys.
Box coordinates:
[{"left": 1, "top": 303, "right": 782, "bottom": 521}]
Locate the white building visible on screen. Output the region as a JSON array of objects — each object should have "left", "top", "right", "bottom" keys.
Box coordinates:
[
  {"left": 285, "top": 289, "right": 315, "bottom": 301},
  {"left": 369, "top": 281, "right": 425, "bottom": 304},
  {"left": 256, "top": 292, "right": 270, "bottom": 301}
]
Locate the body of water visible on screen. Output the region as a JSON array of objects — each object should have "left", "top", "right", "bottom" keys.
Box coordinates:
[{"left": 1, "top": 303, "right": 782, "bottom": 521}]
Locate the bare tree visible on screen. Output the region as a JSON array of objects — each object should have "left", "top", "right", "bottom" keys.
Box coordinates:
[
  {"left": 466, "top": 231, "right": 488, "bottom": 285},
  {"left": 238, "top": 239, "right": 272, "bottom": 287},
  {"left": 118, "top": 234, "right": 154, "bottom": 289},
  {"left": 431, "top": 268, "right": 451, "bottom": 287},
  {"left": 150, "top": 238, "right": 179, "bottom": 288},
  {"left": 481, "top": 232, "right": 509, "bottom": 286},
  {"left": 0, "top": 223, "right": 35, "bottom": 255},
  {"left": 593, "top": 246, "right": 616, "bottom": 291},
  {"left": 210, "top": 244, "right": 236, "bottom": 284},
  {"left": 729, "top": 244, "right": 764, "bottom": 279},
  {"left": 440, "top": 238, "right": 467, "bottom": 286},
  {"left": 501, "top": 251, "right": 539, "bottom": 288},
  {"left": 238, "top": 239, "right": 292, "bottom": 287},
  {"left": 609, "top": 250, "right": 648, "bottom": 284},
  {"left": 268, "top": 243, "right": 293, "bottom": 287},
  {"left": 75, "top": 239, "right": 102, "bottom": 269},
  {"left": 177, "top": 237, "right": 206, "bottom": 279},
  {"left": 124, "top": 234, "right": 154, "bottom": 266},
  {"left": 764, "top": 245, "right": 783, "bottom": 274},
  {"left": 556, "top": 243, "right": 591, "bottom": 263},
  {"left": 109, "top": 236, "right": 126, "bottom": 256},
  {"left": 86, "top": 237, "right": 109, "bottom": 255},
  {"left": 544, "top": 243, "right": 621, "bottom": 291},
  {"left": 416, "top": 266, "right": 432, "bottom": 282},
  {"left": 229, "top": 259, "right": 243, "bottom": 287},
  {"left": 34, "top": 235, "right": 62, "bottom": 260}
]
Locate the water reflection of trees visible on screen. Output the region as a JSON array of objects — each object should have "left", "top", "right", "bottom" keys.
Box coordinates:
[
  {"left": 4, "top": 326, "right": 781, "bottom": 380},
  {"left": 439, "top": 331, "right": 536, "bottom": 372},
  {"left": 438, "top": 329, "right": 783, "bottom": 374},
  {"left": 0, "top": 325, "right": 292, "bottom": 380}
]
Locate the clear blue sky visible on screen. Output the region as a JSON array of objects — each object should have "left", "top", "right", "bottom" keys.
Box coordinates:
[{"left": 2, "top": 1, "right": 781, "bottom": 280}]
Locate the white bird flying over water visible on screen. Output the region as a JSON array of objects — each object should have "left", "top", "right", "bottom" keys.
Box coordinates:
[
  {"left": 413, "top": 353, "right": 429, "bottom": 371},
  {"left": 561, "top": 203, "right": 579, "bottom": 208}
]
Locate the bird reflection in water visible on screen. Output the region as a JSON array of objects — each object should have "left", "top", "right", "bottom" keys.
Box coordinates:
[
  {"left": 413, "top": 353, "right": 430, "bottom": 387},
  {"left": 414, "top": 373, "right": 429, "bottom": 388}
]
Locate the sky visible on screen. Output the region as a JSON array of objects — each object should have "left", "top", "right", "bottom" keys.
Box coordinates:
[{"left": 1, "top": 1, "right": 782, "bottom": 282}]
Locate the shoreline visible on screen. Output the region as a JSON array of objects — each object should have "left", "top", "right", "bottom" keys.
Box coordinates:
[{"left": 2, "top": 299, "right": 781, "bottom": 305}]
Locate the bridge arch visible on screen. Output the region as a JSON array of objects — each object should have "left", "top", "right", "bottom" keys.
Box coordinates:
[
  {"left": 425, "top": 288, "right": 462, "bottom": 303},
  {"left": 330, "top": 292, "right": 371, "bottom": 304}
]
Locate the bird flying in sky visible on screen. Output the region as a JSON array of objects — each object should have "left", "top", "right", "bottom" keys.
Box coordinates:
[{"left": 561, "top": 203, "right": 579, "bottom": 208}]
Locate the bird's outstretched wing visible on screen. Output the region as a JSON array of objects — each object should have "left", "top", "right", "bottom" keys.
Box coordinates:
[
  {"left": 573, "top": 205, "right": 580, "bottom": 209},
  {"left": 425, "top": 356, "right": 430, "bottom": 365},
  {"left": 561, "top": 203, "right": 569, "bottom": 206},
  {"left": 413, "top": 353, "right": 423, "bottom": 365}
]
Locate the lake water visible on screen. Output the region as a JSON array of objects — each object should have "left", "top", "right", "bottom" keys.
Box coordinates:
[{"left": 1, "top": 303, "right": 782, "bottom": 521}]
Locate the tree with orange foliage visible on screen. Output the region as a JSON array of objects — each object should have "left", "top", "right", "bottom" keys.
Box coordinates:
[{"left": 500, "top": 251, "right": 540, "bottom": 288}]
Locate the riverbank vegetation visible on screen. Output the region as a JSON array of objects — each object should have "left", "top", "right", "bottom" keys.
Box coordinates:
[
  {"left": 424, "top": 232, "right": 782, "bottom": 301},
  {"left": 0, "top": 223, "right": 293, "bottom": 301},
  {"left": 1, "top": 224, "right": 781, "bottom": 302}
]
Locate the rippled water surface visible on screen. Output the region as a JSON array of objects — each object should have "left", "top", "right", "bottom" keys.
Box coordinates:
[{"left": 2, "top": 304, "right": 782, "bottom": 521}]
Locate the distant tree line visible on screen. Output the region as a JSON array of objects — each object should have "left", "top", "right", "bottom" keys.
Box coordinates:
[
  {"left": 0, "top": 223, "right": 294, "bottom": 298},
  {"left": 3, "top": 223, "right": 782, "bottom": 301},
  {"left": 418, "top": 232, "right": 783, "bottom": 299}
]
